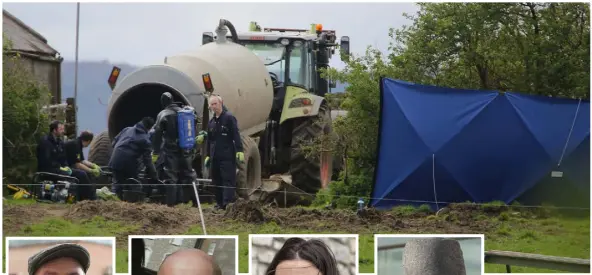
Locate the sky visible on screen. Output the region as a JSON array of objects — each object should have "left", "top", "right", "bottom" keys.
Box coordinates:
[{"left": 3, "top": 1, "right": 419, "bottom": 69}]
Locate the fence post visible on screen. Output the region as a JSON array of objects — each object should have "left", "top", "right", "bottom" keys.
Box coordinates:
[{"left": 65, "top": 97, "right": 77, "bottom": 139}]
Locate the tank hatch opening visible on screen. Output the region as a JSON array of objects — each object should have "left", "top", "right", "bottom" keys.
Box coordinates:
[{"left": 108, "top": 83, "right": 189, "bottom": 139}]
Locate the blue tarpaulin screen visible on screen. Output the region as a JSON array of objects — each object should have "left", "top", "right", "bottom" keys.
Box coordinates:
[{"left": 371, "top": 78, "right": 590, "bottom": 209}]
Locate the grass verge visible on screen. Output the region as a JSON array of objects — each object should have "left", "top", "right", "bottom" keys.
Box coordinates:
[{"left": 2, "top": 199, "right": 589, "bottom": 274}]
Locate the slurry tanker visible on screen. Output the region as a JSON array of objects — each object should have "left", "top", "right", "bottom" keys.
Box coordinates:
[{"left": 88, "top": 19, "right": 350, "bottom": 206}]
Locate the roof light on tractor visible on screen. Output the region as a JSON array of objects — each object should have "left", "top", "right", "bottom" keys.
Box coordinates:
[
  {"left": 249, "top": 21, "right": 262, "bottom": 32},
  {"left": 315, "top": 23, "right": 323, "bottom": 34}
]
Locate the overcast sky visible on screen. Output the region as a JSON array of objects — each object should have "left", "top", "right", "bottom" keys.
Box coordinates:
[{"left": 3, "top": 2, "right": 419, "bottom": 69}]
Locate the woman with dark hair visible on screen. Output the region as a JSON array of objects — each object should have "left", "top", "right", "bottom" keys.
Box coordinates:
[
  {"left": 265, "top": 238, "right": 339, "bottom": 275},
  {"left": 131, "top": 238, "right": 156, "bottom": 275}
]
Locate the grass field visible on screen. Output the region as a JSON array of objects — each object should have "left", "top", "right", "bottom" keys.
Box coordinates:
[{"left": 2, "top": 198, "right": 589, "bottom": 274}]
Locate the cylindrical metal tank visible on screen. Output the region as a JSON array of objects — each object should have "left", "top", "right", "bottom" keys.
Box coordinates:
[
  {"left": 166, "top": 40, "right": 274, "bottom": 131},
  {"left": 106, "top": 38, "right": 273, "bottom": 138}
]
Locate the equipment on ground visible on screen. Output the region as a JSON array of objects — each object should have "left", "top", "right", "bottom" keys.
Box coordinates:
[
  {"left": 30, "top": 172, "right": 78, "bottom": 203},
  {"left": 88, "top": 19, "right": 351, "bottom": 207},
  {"left": 6, "top": 184, "right": 31, "bottom": 199}
]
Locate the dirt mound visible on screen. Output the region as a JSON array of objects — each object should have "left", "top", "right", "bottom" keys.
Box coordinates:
[
  {"left": 3, "top": 203, "right": 71, "bottom": 233},
  {"left": 4, "top": 198, "right": 500, "bottom": 240},
  {"left": 65, "top": 200, "right": 201, "bottom": 234},
  {"left": 357, "top": 208, "right": 382, "bottom": 222},
  {"left": 224, "top": 199, "right": 268, "bottom": 223},
  {"left": 447, "top": 202, "right": 510, "bottom": 221}
]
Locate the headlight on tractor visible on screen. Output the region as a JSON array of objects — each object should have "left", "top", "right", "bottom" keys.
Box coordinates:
[{"left": 289, "top": 98, "right": 313, "bottom": 108}]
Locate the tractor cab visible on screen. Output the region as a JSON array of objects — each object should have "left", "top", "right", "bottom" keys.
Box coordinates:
[{"left": 202, "top": 22, "right": 350, "bottom": 121}]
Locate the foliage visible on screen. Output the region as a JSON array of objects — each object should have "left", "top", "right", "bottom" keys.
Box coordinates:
[
  {"left": 318, "top": 174, "right": 376, "bottom": 209},
  {"left": 324, "top": 92, "right": 347, "bottom": 110},
  {"left": 3, "top": 35, "right": 53, "bottom": 184},
  {"left": 313, "top": 2, "right": 590, "bottom": 209},
  {"left": 389, "top": 2, "right": 590, "bottom": 97}
]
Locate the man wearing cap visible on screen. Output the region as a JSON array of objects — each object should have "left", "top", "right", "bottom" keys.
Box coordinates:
[{"left": 28, "top": 243, "right": 91, "bottom": 275}]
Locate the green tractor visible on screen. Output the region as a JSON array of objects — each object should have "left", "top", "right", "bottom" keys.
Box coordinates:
[{"left": 88, "top": 19, "right": 350, "bottom": 206}]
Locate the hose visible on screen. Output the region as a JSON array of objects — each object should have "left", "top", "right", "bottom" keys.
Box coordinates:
[{"left": 218, "top": 19, "right": 239, "bottom": 43}]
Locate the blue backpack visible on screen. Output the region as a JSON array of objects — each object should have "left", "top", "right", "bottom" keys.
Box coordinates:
[{"left": 177, "top": 106, "right": 197, "bottom": 150}]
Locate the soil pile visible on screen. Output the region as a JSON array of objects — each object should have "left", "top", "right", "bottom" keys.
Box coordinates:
[
  {"left": 3, "top": 200, "right": 500, "bottom": 237},
  {"left": 65, "top": 200, "right": 201, "bottom": 235}
]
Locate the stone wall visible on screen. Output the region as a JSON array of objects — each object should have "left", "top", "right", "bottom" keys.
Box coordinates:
[
  {"left": 143, "top": 238, "right": 235, "bottom": 275},
  {"left": 251, "top": 236, "right": 357, "bottom": 275}
]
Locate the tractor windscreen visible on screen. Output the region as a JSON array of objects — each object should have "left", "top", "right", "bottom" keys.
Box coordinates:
[
  {"left": 243, "top": 40, "right": 309, "bottom": 87},
  {"left": 244, "top": 42, "right": 286, "bottom": 81}
]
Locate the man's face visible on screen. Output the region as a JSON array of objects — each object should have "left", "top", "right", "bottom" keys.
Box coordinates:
[
  {"left": 54, "top": 124, "right": 65, "bottom": 137},
  {"left": 81, "top": 140, "right": 91, "bottom": 148},
  {"left": 34, "top": 257, "right": 85, "bottom": 275},
  {"left": 208, "top": 97, "right": 222, "bottom": 114}
]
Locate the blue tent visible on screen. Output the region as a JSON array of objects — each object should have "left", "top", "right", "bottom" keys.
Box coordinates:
[{"left": 371, "top": 78, "right": 590, "bottom": 210}]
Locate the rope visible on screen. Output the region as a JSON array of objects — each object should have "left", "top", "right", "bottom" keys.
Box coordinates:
[
  {"left": 432, "top": 154, "right": 440, "bottom": 211},
  {"left": 191, "top": 180, "right": 207, "bottom": 235},
  {"left": 12, "top": 181, "right": 590, "bottom": 211},
  {"left": 557, "top": 98, "right": 582, "bottom": 167}
]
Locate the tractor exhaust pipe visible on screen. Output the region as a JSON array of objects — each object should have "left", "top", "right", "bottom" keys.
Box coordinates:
[{"left": 216, "top": 19, "right": 239, "bottom": 43}]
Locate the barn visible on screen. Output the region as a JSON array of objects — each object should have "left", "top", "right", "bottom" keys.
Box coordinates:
[{"left": 3, "top": 9, "right": 63, "bottom": 104}]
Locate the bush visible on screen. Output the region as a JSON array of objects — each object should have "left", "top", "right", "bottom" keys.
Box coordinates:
[
  {"left": 312, "top": 173, "right": 374, "bottom": 210},
  {"left": 3, "top": 36, "right": 52, "bottom": 185}
]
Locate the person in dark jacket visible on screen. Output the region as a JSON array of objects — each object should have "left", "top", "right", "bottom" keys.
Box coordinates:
[
  {"left": 37, "top": 120, "right": 70, "bottom": 175},
  {"left": 109, "top": 117, "right": 158, "bottom": 201},
  {"left": 37, "top": 120, "right": 94, "bottom": 202},
  {"left": 203, "top": 95, "right": 244, "bottom": 211},
  {"left": 152, "top": 92, "right": 199, "bottom": 207},
  {"left": 64, "top": 131, "right": 99, "bottom": 201}
]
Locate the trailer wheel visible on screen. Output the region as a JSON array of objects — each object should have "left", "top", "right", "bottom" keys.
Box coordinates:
[
  {"left": 290, "top": 103, "right": 334, "bottom": 195},
  {"left": 237, "top": 134, "right": 262, "bottom": 199},
  {"left": 88, "top": 130, "right": 113, "bottom": 188}
]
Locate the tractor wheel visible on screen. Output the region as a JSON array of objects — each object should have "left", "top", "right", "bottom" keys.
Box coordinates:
[
  {"left": 88, "top": 130, "right": 113, "bottom": 188},
  {"left": 290, "top": 103, "right": 334, "bottom": 195},
  {"left": 88, "top": 130, "right": 112, "bottom": 166},
  {"left": 236, "top": 134, "right": 262, "bottom": 199}
]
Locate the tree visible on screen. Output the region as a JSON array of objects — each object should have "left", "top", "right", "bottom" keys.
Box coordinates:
[
  {"left": 313, "top": 2, "right": 589, "bottom": 209},
  {"left": 389, "top": 3, "right": 589, "bottom": 97},
  {"left": 3, "top": 35, "right": 52, "bottom": 185}
]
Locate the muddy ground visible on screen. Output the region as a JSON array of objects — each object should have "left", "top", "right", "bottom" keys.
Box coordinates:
[
  {"left": 4, "top": 198, "right": 588, "bottom": 274},
  {"left": 3, "top": 199, "right": 513, "bottom": 241}
]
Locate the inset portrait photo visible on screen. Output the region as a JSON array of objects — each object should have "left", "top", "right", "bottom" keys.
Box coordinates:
[
  {"left": 250, "top": 234, "right": 358, "bottom": 275},
  {"left": 6, "top": 236, "right": 115, "bottom": 275},
  {"left": 129, "top": 235, "right": 237, "bottom": 275},
  {"left": 375, "top": 234, "right": 484, "bottom": 275}
]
